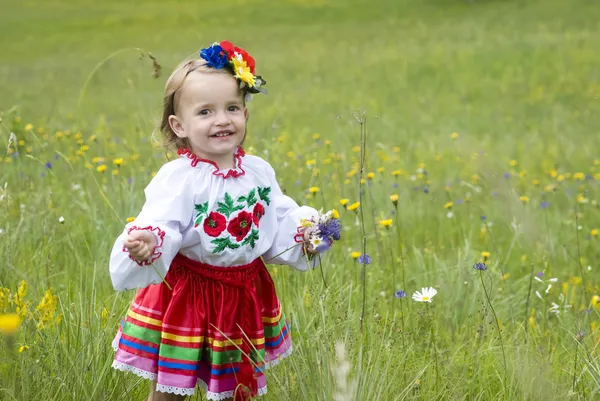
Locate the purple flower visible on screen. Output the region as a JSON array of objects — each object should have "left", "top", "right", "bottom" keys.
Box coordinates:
[
  {"left": 319, "top": 219, "right": 341, "bottom": 241},
  {"left": 492, "top": 191, "right": 499, "bottom": 197},
  {"left": 480, "top": 216, "right": 487, "bottom": 221},
  {"left": 394, "top": 290, "right": 407, "bottom": 298},
  {"left": 540, "top": 201, "right": 550, "bottom": 209},
  {"left": 54, "top": 153, "right": 60, "bottom": 160},
  {"left": 315, "top": 241, "right": 332, "bottom": 253},
  {"left": 128, "top": 177, "right": 134, "bottom": 184},
  {"left": 473, "top": 262, "right": 487, "bottom": 271},
  {"left": 503, "top": 172, "right": 510, "bottom": 179},
  {"left": 45, "top": 162, "right": 52, "bottom": 169},
  {"left": 423, "top": 187, "right": 429, "bottom": 194},
  {"left": 393, "top": 183, "right": 399, "bottom": 188},
  {"left": 200, "top": 44, "right": 229, "bottom": 69},
  {"left": 358, "top": 254, "right": 371, "bottom": 265},
  {"left": 455, "top": 199, "right": 464, "bottom": 205},
  {"left": 537, "top": 271, "right": 543, "bottom": 277}
]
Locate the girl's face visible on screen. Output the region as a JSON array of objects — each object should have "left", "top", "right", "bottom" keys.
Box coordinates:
[{"left": 169, "top": 71, "right": 247, "bottom": 168}]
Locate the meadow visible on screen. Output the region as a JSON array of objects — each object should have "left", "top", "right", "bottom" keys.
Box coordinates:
[{"left": 1, "top": 0, "right": 600, "bottom": 399}]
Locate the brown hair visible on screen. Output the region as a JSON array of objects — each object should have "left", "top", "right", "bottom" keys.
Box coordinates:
[{"left": 159, "top": 58, "right": 243, "bottom": 151}]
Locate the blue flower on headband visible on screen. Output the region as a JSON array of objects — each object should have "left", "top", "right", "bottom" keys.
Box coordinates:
[{"left": 200, "top": 44, "right": 229, "bottom": 70}]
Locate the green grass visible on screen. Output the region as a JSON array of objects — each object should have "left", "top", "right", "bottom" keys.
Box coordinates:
[{"left": 2, "top": 0, "right": 600, "bottom": 399}]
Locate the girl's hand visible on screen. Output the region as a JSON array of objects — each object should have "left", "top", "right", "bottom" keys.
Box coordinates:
[
  {"left": 302, "top": 227, "right": 318, "bottom": 255},
  {"left": 124, "top": 230, "right": 158, "bottom": 263}
]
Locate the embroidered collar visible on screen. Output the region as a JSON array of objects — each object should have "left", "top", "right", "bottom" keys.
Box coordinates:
[{"left": 177, "top": 146, "right": 246, "bottom": 179}]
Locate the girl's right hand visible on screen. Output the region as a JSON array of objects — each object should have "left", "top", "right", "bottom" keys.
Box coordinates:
[{"left": 124, "top": 230, "right": 158, "bottom": 263}]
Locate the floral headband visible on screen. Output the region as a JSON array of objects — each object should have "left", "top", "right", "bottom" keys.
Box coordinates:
[{"left": 199, "top": 41, "right": 267, "bottom": 101}]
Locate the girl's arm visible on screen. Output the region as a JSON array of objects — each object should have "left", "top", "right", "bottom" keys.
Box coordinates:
[{"left": 109, "top": 161, "right": 194, "bottom": 291}]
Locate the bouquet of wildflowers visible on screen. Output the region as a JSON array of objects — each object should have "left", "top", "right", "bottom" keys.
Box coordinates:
[{"left": 300, "top": 210, "right": 341, "bottom": 256}]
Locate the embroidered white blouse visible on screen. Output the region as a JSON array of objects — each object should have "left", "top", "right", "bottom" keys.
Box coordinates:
[{"left": 109, "top": 147, "right": 319, "bottom": 291}]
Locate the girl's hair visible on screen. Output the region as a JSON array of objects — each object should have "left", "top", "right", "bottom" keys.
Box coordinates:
[{"left": 160, "top": 58, "right": 242, "bottom": 151}]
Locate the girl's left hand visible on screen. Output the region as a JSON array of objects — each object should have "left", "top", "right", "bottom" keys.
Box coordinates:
[{"left": 302, "top": 227, "right": 318, "bottom": 255}]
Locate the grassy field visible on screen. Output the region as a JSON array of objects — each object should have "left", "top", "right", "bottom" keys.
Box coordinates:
[{"left": 2, "top": 0, "right": 600, "bottom": 399}]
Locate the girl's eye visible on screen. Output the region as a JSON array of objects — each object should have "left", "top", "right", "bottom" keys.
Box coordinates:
[
  {"left": 199, "top": 109, "right": 210, "bottom": 115},
  {"left": 228, "top": 105, "right": 240, "bottom": 112}
]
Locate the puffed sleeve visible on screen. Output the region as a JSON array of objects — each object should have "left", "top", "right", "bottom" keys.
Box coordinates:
[
  {"left": 109, "top": 160, "right": 194, "bottom": 291},
  {"left": 261, "top": 165, "right": 320, "bottom": 272}
]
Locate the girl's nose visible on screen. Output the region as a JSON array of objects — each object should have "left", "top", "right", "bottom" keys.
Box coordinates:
[{"left": 215, "top": 111, "right": 231, "bottom": 125}]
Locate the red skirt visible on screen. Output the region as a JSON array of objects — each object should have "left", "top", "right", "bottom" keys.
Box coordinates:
[{"left": 111, "top": 254, "right": 292, "bottom": 400}]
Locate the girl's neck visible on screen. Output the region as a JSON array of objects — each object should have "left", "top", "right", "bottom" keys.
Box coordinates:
[{"left": 192, "top": 149, "right": 236, "bottom": 170}]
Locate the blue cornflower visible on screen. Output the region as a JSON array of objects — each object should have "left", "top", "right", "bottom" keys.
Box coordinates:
[
  {"left": 423, "top": 187, "right": 429, "bottom": 194},
  {"left": 394, "top": 290, "right": 407, "bottom": 299},
  {"left": 319, "top": 219, "right": 341, "bottom": 241},
  {"left": 200, "top": 44, "right": 229, "bottom": 69},
  {"left": 503, "top": 172, "right": 510, "bottom": 179},
  {"left": 473, "top": 262, "right": 487, "bottom": 271},
  {"left": 358, "top": 254, "right": 371, "bottom": 265},
  {"left": 45, "top": 161, "right": 52, "bottom": 169},
  {"left": 540, "top": 201, "right": 550, "bottom": 209},
  {"left": 480, "top": 215, "right": 487, "bottom": 221}
]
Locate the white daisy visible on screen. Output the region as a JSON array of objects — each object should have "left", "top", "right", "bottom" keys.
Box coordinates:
[{"left": 412, "top": 287, "right": 438, "bottom": 303}]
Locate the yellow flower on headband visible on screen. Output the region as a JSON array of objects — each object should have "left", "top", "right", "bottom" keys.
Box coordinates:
[{"left": 231, "top": 54, "right": 256, "bottom": 88}]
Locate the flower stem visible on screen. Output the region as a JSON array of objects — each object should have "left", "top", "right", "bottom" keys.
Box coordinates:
[{"left": 480, "top": 271, "right": 508, "bottom": 398}]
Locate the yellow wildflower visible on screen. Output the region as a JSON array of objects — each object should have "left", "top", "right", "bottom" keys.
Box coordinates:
[
  {"left": 377, "top": 167, "right": 385, "bottom": 173},
  {"left": 286, "top": 151, "right": 295, "bottom": 159},
  {"left": 351, "top": 146, "right": 360, "bottom": 153},
  {"left": 331, "top": 209, "right": 340, "bottom": 219},
  {"left": 346, "top": 169, "right": 357, "bottom": 178},
  {"left": 509, "top": 160, "right": 518, "bottom": 167},
  {"left": 36, "top": 288, "right": 58, "bottom": 329},
  {"left": 444, "top": 201, "right": 453, "bottom": 209},
  {"left": 113, "top": 158, "right": 124, "bottom": 166},
  {"left": 532, "top": 179, "right": 540, "bottom": 186},
  {"left": 351, "top": 251, "right": 361, "bottom": 260},
  {"left": 339, "top": 199, "right": 349, "bottom": 207},
  {"left": 549, "top": 169, "right": 558, "bottom": 178},
  {"left": 18, "top": 345, "right": 29, "bottom": 353},
  {"left": 472, "top": 174, "right": 479, "bottom": 184},
  {"left": 0, "top": 314, "right": 21, "bottom": 335},
  {"left": 392, "top": 169, "right": 403, "bottom": 176},
  {"left": 347, "top": 202, "right": 360, "bottom": 212},
  {"left": 592, "top": 295, "right": 600, "bottom": 308},
  {"left": 55, "top": 131, "right": 63, "bottom": 139},
  {"left": 379, "top": 219, "right": 393, "bottom": 228},
  {"left": 324, "top": 139, "right": 332, "bottom": 146},
  {"left": 557, "top": 174, "right": 565, "bottom": 182},
  {"left": 450, "top": 132, "right": 459, "bottom": 140},
  {"left": 96, "top": 165, "right": 107, "bottom": 173},
  {"left": 308, "top": 186, "right": 320, "bottom": 194},
  {"left": 481, "top": 251, "right": 491, "bottom": 261},
  {"left": 519, "top": 196, "right": 530, "bottom": 203},
  {"left": 92, "top": 157, "right": 105, "bottom": 164},
  {"left": 18, "top": 140, "right": 25, "bottom": 146},
  {"left": 24, "top": 123, "right": 33, "bottom": 131},
  {"left": 573, "top": 172, "right": 585, "bottom": 181},
  {"left": 591, "top": 228, "right": 599, "bottom": 237},
  {"left": 74, "top": 132, "right": 82, "bottom": 140},
  {"left": 367, "top": 172, "right": 375, "bottom": 180},
  {"left": 112, "top": 169, "right": 119, "bottom": 176},
  {"left": 577, "top": 195, "right": 588, "bottom": 204},
  {"left": 306, "top": 159, "right": 316, "bottom": 166},
  {"left": 390, "top": 194, "right": 399, "bottom": 205},
  {"left": 392, "top": 146, "right": 400, "bottom": 152},
  {"left": 89, "top": 134, "right": 97, "bottom": 142},
  {"left": 312, "top": 133, "right": 320, "bottom": 140},
  {"left": 544, "top": 184, "right": 556, "bottom": 192},
  {"left": 126, "top": 217, "right": 135, "bottom": 223}
]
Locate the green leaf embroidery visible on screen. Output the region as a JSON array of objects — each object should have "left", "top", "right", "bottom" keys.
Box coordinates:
[
  {"left": 241, "top": 229, "right": 260, "bottom": 249},
  {"left": 194, "top": 202, "right": 209, "bottom": 226},
  {"left": 237, "top": 195, "right": 247, "bottom": 203},
  {"left": 246, "top": 188, "right": 257, "bottom": 206},
  {"left": 217, "top": 193, "right": 243, "bottom": 217},
  {"left": 258, "top": 186, "right": 271, "bottom": 205},
  {"left": 211, "top": 236, "right": 241, "bottom": 253}
]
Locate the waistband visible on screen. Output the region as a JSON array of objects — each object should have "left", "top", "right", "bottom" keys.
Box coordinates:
[{"left": 172, "top": 253, "right": 266, "bottom": 287}]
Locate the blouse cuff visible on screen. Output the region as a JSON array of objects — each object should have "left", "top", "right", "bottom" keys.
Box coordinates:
[{"left": 122, "top": 225, "right": 166, "bottom": 266}]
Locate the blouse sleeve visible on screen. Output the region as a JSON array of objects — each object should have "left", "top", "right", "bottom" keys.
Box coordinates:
[
  {"left": 109, "top": 161, "right": 194, "bottom": 291},
  {"left": 261, "top": 165, "right": 319, "bottom": 272}
]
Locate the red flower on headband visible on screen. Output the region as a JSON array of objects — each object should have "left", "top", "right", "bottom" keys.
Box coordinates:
[{"left": 219, "top": 40, "right": 256, "bottom": 74}]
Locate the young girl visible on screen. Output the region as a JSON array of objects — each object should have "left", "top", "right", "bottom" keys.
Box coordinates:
[{"left": 109, "top": 41, "right": 333, "bottom": 401}]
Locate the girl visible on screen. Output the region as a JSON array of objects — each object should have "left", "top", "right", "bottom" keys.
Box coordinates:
[{"left": 109, "top": 41, "right": 334, "bottom": 401}]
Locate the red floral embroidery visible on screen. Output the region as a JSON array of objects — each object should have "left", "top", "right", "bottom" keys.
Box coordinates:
[
  {"left": 122, "top": 225, "right": 165, "bottom": 266},
  {"left": 177, "top": 146, "right": 245, "bottom": 179},
  {"left": 252, "top": 203, "right": 265, "bottom": 227},
  {"left": 203, "top": 212, "right": 227, "bottom": 237},
  {"left": 227, "top": 211, "right": 253, "bottom": 241}
]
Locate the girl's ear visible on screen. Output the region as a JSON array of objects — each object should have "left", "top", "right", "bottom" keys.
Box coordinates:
[
  {"left": 244, "top": 108, "right": 249, "bottom": 121},
  {"left": 168, "top": 115, "right": 187, "bottom": 138}
]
